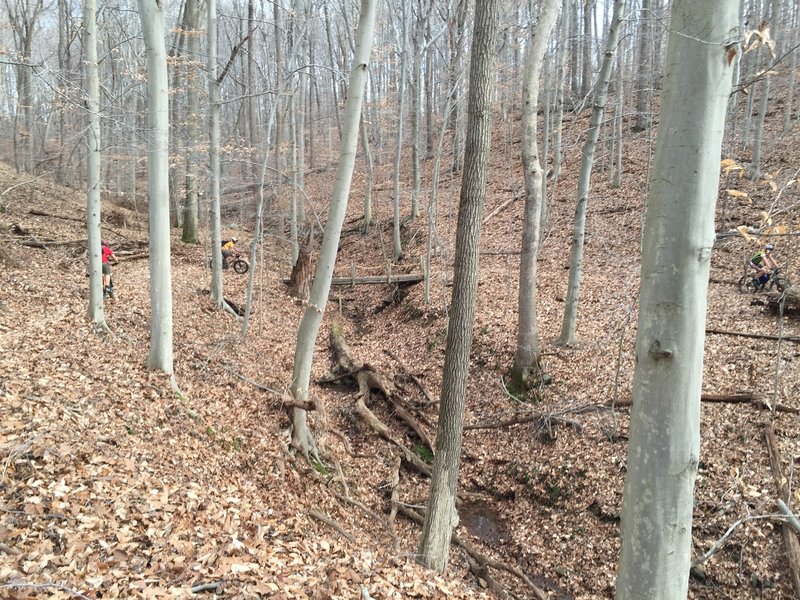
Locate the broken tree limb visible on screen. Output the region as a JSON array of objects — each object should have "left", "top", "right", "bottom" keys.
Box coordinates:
[
  {"left": 765, "top": 424, "right": 800, "bottom": 596},
  {"left": 706, "top": 328, "right": 800, "bottom": 344},
  {"left": 778, "top": 500, "right": 800, "bottom": 535},
  {"left": 309, "top": 508, "right": 355, "bottom": 543},
  {"left": 384, "top": 348, "right": 437, "bottom": 405},
  {"left": 482, "top": 193, "right": 523, "bottom": 226}
]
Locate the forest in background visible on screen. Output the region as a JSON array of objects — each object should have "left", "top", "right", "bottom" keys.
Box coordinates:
[{"left": 1, "top": 0, "right": 800, "bottom": 598}]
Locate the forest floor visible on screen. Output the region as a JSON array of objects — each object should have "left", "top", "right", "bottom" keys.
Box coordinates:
[{"left": 1, "top": 109, "right": 799, "bottom": 599}]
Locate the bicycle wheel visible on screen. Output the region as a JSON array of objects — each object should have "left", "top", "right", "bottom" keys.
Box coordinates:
[
  {"left": 233, "top": 258, "right": 249, "bottom": 274},
  {"left": 737, "top": 274, "right": 760, "bottom": 294}
]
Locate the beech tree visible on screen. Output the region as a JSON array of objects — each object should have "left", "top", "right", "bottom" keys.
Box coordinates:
[
  {"left": 208, "top": 0, "right": 223, "bottom": 307},
  {"left": 417, "top": 0, "right": 500, "bottom": 573},
  {"left": 615, "top": 1, "right": 738, "bottom": 596},
  {"left": 557, "top": 0, "right": 626, "bottom": 346},
  {"left": 83, "top": 0, "right": 105, "bottom": 327},
  {"left": 288, "top": 0, "right": 378, "bottom": 459},
  {"left": 137, "top": 0, "right": 174, "bottom": 374},
  {"left": 512, "top": 0, "right": 562, "bottom": 389}
]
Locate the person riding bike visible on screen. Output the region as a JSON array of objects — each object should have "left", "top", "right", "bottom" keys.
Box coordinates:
[
  {"left": 101, "top": 240, "right": 118, "bottom": 298},
  {"left": 221, "top": 237, "right": 239, "bottom": 270},
  {"left": 749, "top": 243, "right": 778, "bottom": 287}
]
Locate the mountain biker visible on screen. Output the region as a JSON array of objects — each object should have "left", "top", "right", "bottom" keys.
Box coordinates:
[
  {"left": 749, "top": 243, "right": 778, "bottom": 287},
  {"left": 221, "top": 237, "right": 239, "bottom": 269},
  {"left": 101, "top": 240, "right": 118, "bottom": 298}
]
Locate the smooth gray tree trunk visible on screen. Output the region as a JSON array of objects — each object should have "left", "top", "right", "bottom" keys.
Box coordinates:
[
  {"left": 208, "top": 0, "right": 223, "bottom": 306},
  {"left": 417, "top": 0, "right": 500, "bottom": 573},
  {"left": 181, "top": 0, "right": 201, "bottom": 244},
  {"left": 633, "top": 0, "right": 653, "bottom": 131},
  {"left": 289, "top": 0, "right": 378, "bottom": 459},
  {"left": 615, "top": 1, "right": 737, "bottom": 596},
  {"left": 83, "top": 0, "right": 105, "bottom": 327},
  {"left": 392, "top": 0, "right": 409, "bottom": 262},
  {"left": 557, "top": 0, "right": 626, "bottom": 346},
  {"left": 138, "top": 0, "right": 174, "bottom": 374},
  {"left": 512, "top": 0, "right": 562, "bottom": 386}
]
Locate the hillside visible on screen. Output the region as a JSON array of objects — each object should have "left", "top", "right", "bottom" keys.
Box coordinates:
[{"left": 1, "top": 106, "right": 799, "bottom": 600}]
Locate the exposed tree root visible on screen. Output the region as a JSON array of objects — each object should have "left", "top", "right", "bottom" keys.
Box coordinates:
[{"left": 327, "top": 323, "right": 434, "bottom": 475}]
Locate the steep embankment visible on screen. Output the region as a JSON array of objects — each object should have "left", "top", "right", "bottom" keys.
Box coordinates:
[{"left": 1, "top": 105, "right": 799, "bottom": 600}]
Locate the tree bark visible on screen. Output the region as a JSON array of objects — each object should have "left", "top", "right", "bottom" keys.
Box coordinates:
[
  {"left": 512, "top": 0, "right": 562, "bottom": 388},
  {"left": 181, "top": 0, "right": 201, "bottom": 244},
  {"left": 417, "top": 0, "right": 500, "bottom": 573},
  {"left": 557, "top": 0, "right": 626, "bottom": 345},
  {"left": 83, "top": 0, "right": 105, "bottom": 327},
  {"left": 207, "top": 0, "right": 224, "bottom": 307},
  {"left": 137, "top": 0, "right": 174, "bottom": 374},
  {"left": 615, "top": 2, "right": 737, "bottom": 597},
  {"left": 289, "top": 0, "right": 378, "bottom": 460}
]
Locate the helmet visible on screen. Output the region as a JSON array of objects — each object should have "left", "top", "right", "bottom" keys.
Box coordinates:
[
  {"left": 765, "top": 244, "right": 774, "bottom": 251},
  {"left": 231, "top": 237, "right": 238, "bottom": 243}
]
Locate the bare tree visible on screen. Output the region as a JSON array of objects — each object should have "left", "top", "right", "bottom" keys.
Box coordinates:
[
  {"left": 181, "top": 0, "right": 202, "bottom": 244},
  {"left": 5, "top": 0, "right": 45, "bottom": 173},
  {"left": 616, "top": 1, "right": 738, "bottom": 596},
  {"left": 137, "top": 0, "right": 174, "bottom": 374},
  {"left": 512, "top": 0, "right": 562, "bottom": 389},
  {"left": 417, "top": 0, "right": 500, "bottom": 573},
  {"left": 557, "top": 0, "right": 627, "bottom": 346},
  {"left": 288, "top": 0, "right": 378, "bottom": 460},
  {"left": 83, "top": 0, "right": 105, "bottom": 327}
]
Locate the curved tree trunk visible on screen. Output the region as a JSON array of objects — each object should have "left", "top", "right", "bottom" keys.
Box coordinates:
[
  {"left": 557, "top": 0, "right": 626, "bottom": 346},
  {"left": 615, "top": 1, "right": 737, "bottom": 597},
  {"left": 512, "top": 0, "right": 562, "bottom": 387},
  {"left": 417, "top": 0, "right": 500, "bottom": 573},
  {"left": 289, "top": 0, "right": 378, "bottom": 460}
]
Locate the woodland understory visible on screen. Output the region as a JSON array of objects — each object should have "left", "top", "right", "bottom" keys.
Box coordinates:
[{"left": 1, "top": 83, "right": 799, "bottom": 599}]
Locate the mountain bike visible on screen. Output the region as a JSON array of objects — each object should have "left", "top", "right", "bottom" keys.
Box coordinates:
[
  {"left": 208, "top": 254, "right": 250, "bottom": 274},
  {"left": 737, "top": 268, "right": 790, "bottom": 294}
]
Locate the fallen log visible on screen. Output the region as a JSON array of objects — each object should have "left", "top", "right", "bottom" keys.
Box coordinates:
[
  {"left": 611, "top": 393, "right": 799, "bottom": 414},
  {"left": 705, "top": 328, "right": 800, "bottom": 344},
  {"left": 283, "top": 273, "right": 423, "bottom": 286},
  {"left": 765, "top": 424, "right": 800, "bottom": 596}
]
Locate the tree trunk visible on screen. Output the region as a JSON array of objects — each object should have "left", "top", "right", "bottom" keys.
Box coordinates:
[
  {"left": 417, "top": 0, "right": 500, "bottom": 573},
  {"left": 137, "top": 0, "right": 174, "bottom": 374},
  {"left": 552, "top": 0, "right": 571, "bottom": 184},
  {"left": 83, "top": 0, "right": 105, "bottom": 326},
  {"left": 557, "top": 0, "right": 626, "bottom": 346},
  {"left": 181, "top": 0, "right": 201, "bottom": 244},
  {"left": 208, "top": 0, "right": 224, "bottom": 307},
  {"left": 615, "top": 1, "right": 737, "bottom": 596},
  {"left": 360, "top": 110, "right": 374, "bottom": 228},
  {"left": 512, "top": 0, "right": 562, "bottom": 387},
  {"left": 633, "top": 0, "right": 653, "bottom": 131},
  {"left": 289, "top": 0, "right": 378, "bottom": 459},
  {"left": 392, "top": 1, "right": 409, "bottom": 263}
]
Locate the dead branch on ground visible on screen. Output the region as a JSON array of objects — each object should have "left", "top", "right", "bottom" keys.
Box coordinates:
[
  {"left": 309, "top": 508, "right": 355, "bottom": 543},
  {"left": 706, "top": 328, "right": 800, "bottom": 344}
]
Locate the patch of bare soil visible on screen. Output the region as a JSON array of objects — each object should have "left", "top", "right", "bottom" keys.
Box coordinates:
[{"left": 0, "top": 105, "right": 799, "bottom": 600}]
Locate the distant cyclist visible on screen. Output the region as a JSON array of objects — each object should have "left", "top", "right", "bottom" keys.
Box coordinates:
[
  {"left": 221, "top": 237, "right": 239, "bottom": 269},
  {"left": 749, "top": 243, "right": 778, "bottom": 287},
  {"left": 101, "top": 240, "right": 118, "bottom": 298}
]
